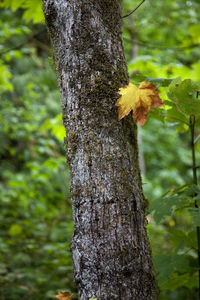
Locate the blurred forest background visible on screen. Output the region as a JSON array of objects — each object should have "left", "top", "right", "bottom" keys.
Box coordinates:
[{"left": 0, "top": 0, "right": 200, "bottom": 299}]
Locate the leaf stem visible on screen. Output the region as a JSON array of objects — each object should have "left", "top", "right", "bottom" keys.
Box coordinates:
[
  {"left": 189, "top": 114, "right": 200, "bottom": 299},
  {"left": 190, "top": 115, "right": 197, "bottom": 186}
]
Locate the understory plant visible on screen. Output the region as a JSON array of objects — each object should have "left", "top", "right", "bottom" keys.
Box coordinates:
[{"left": 116, "top": 76, "right": 200, "bottom": 298}]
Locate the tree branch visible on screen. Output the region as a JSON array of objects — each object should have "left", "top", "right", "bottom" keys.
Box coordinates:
[
  {"left": 0, "top": 29, "right": 48, "bottom": 56},
  {"left": 122, "top": 0, "right": 145, "bottom": 18},
  {"left": 123, "top": 37, "right": 200, "bottom": 51}
]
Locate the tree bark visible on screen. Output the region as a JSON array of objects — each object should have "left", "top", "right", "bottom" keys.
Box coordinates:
[{"left": 43, "top": 0, "right": 157, "bottom": 299}]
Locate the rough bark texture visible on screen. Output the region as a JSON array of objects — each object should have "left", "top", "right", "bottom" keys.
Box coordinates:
[{"left": 43, "top": 0, "right": 157, "bottom": 299}]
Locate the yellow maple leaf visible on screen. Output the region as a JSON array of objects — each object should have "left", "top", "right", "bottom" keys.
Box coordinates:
[
  {"left": 115, "top": 81, "right": 163, "bottom": 126},
  {"left": 55, "top": 291, "right": 73, "bottom": 300}
]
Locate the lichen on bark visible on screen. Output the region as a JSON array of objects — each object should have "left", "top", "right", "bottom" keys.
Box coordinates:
[{"left": 43, "top": 0, "right": 157, "bottom": 299}]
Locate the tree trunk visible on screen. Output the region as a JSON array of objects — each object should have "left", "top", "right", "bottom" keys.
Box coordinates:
[{"left": 43, "top": 0, "right": 157, "bottom": 299}]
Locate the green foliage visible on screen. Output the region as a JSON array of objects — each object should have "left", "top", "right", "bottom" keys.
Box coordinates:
[
  {"left": 188, "top": 208, "right": 200, "bottom": 226},
  {"left": 0, "top": 8, "right": 75, "bottom": 300},
  {"left": 150, "top": 184, "right": 200, "bottom": 223},
  {"left": 123, "top": 2, "right": 200, "bottom": 296},
  {"left": 0, "top": 60, "right": 13, "bottom": 92},
  {"left": 41, "top": 114, "right": 66, "bottom": 142},
  {"left": 144, "top": 79, "right": 200, "bottom": 298},
  {"left": 0, "top": 0, "right": 44, "bottom": 23},
  {"left": 123, "top": 0, "right": 200, "bottom": 66},
  {"left": 1, "top": 0, "right": 200, "bottom": 299},
  {"left": 168, "top": 78, "right": 200, "bottom": 117}
]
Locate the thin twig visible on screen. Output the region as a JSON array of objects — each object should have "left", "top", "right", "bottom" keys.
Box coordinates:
[
  {"left": 123, "top": 37, "right": 200, "bottom": 51},
  {"left": 122, "top": 0, "right": 145, "bottom": 18},
  {"left": 189, "top": 114, "right": 200, "bottom": 300},
  {"left": 0, "top": 29, "right": 47, "bottom": 56}
]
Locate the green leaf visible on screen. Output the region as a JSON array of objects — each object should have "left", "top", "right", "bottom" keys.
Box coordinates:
[
  {"left": 173, "top": 254, "right": 191, "bottom": 273},
  {"left": 9, "top": 224, "right": 22, "bottom": 236},
  {"left": 161, "top": 272, "right": 198, "bottom": 290},
  {"left": 165, "top": 106, "right": 189, "bottom": 125},
  {"left": 154, "top": 253, "right": 194, "bottom": 290},
  {"left": 189, "top": 24, "right": 200, "bottom": 43},
  {"left": 150, "top": 195, "right": 188, "bottom": 223},
  {"left": 168, "top": 77, "right": 182, "bottom": 88},
  {"left": 168, "top": 229, "right": 187, "bottom": 251},
  {"left": 22, "top": 0, "right": 44, "bottom": 24},
  {"left": 0, "top": 0, "right": 44, "bottom": 24},
  {"left": 168, "top": 79, "right": 200, "bottom": 116},
  {"left": 0, "top": 61, "right": 13, "bottom": 94},
  {"left": 188, "top": 207, "right": 200, "bottom": 226},
  {"left": 40, "top": 114, "right": 66, "bottom": 142},
  {"left": 153, "top": 254, "right": 174, "bottom": 286},
  {"left": 2, "top": 0, "right": 25, "bottom": 11},
  {"left": 133, "top": 73, "right": 147, "bottom": 83},
  {"left": 148, "top": 108, "right": 165, "bottom": 123},
  {"left": 150, "top": 185, "right": 198, "bottom": 223},
  {"left": 150, "top": 195, "right": 177, "bottom": 223}
]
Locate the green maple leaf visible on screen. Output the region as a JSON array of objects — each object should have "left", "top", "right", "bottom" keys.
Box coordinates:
[{"left": 168, "top": 78, "right": 200, "bottom": 116}]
